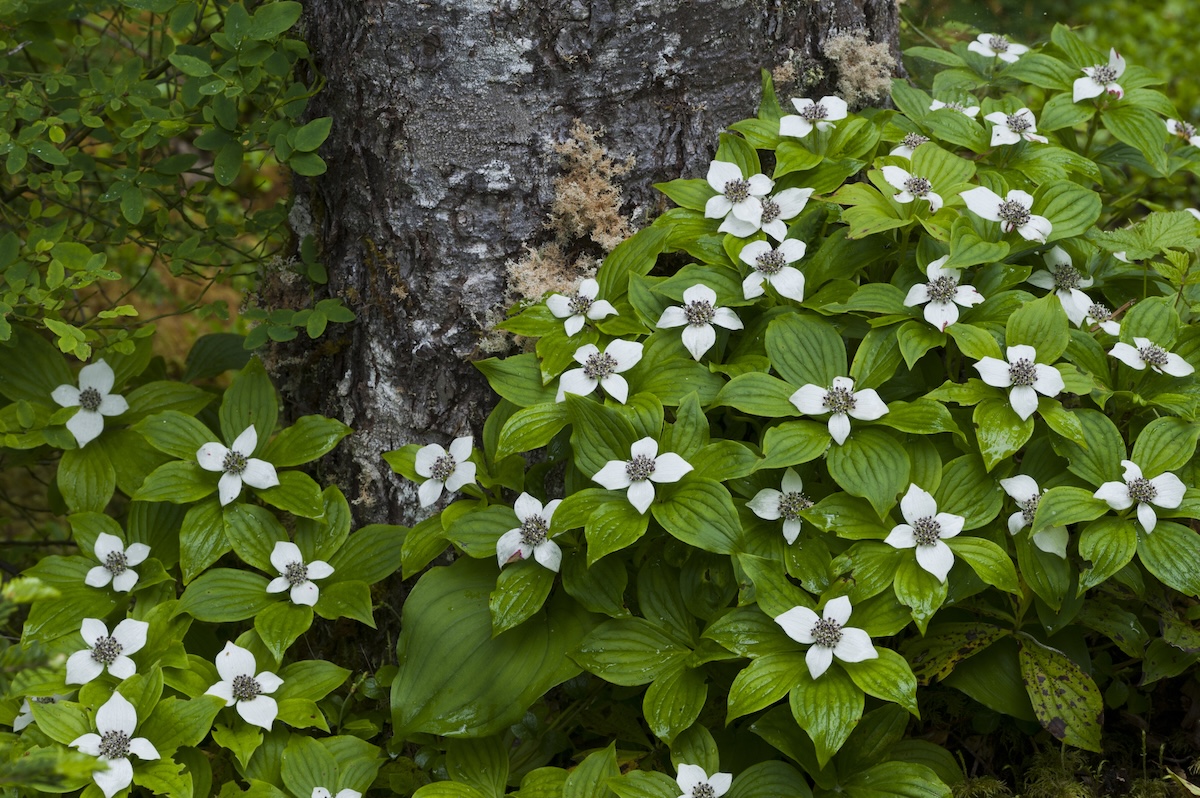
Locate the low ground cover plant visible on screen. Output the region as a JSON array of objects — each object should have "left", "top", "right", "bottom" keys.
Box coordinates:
[{"left": 4, "top": 14, "right": 1200, "bottom": 798}]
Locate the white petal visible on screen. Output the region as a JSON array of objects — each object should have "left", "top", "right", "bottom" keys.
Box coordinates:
[
  {"left": 94, "top": 758, "right": 133, "bottom": 798},
  {"left": 78, "top": 360, "right": 116, "bottom": 395},
  {"left": 916, "top": 541, "right": 955, "bottom": 583},
  {"left": 127, "top": 737, "right": 159, "bottom": 761},
  {"left": 231, "top": 425, "right": 258, "bottom": 457},
  {"left": 267, "top": 577, "right": 289, "bottom": 594},
  {"left": 1032, "top": 526, "right": 1069, "bottom": 559},
  {"left": 413, "top": 444, "right": 445, "bottom": 478},
  {"left": 546, "top": 294, "right": 573, "bottom": 318},
  {"left": 216, "top": 472, "right": 243, "bottom": 506},
  {"left": 848, "top": 389, "right": 888, "bottom": 421},
  {"left": 709, "top": 772, "right": 732, "bottom": 797},
  {"left": 676, "top": 763, "right": 707, "bottom": 794},
  {"left": 290, "top": 581, "right": 320, "bottom": 606},
  {"left": 649, "top": 453, "right": 693, "bottom": 483},
  {"left": 307, "top": 560, "right": 334, "bottom": 580},
  {"left": 556, "top": 369, "right": 597, "bottom": 402},
  {"left": 81, "top": 618, "right": 109, "bottom": 646},
  {"left": 593, "top": 460, "right": 633, "bottom": 490},
  {"left": 573, "top": 343, "right": 601, "bottom": 364},
  {"left": 961, "top": 187, "right": 1003, "bottom": 221},
  {"left": 271, "top": 541, "right": 302, "bottom": 573},
  {"left": 1073, "top": 76, "right": 1104, "bottom": 102},
  {"left": 449, "top": 436, "right": 473, "bottom": 463},
  {"left": 833, "top": 627, "right": 878, "bottom": 663},
  {"left": 747, "top": 489, "right": 782, "bottom": 520},
  {"left": 1163, "top": 354, "right": 1195, "bottom": 377},
  {"left": 627, "top": 480, "right": 656, "bottom": 514},
  {"left": 1109, "top": 342, "right": 1145, "bottom": 369},
  {"left": 953, "top": 286, "right": 984, "bottom": 308},
  {"left": 923, "top": 300, "right": 959, "bottom": 331},
  {"left": 314, "top": 789, "right": 332, "bottom": 798},
  {"left": 1019, "top": 216, "right": 1053, "bottom": 244},
  {"left": 578, "top": 279, "right": 600, "bottom": 300},
  {"left": 1109, "top": 48, "right": 1126, "bottom": 77},
  {"left": 560, "top": 314, "right": 583, "bottom": 336},
  {"left": 587, "top": 300, "right": 617, "bottom": 321},
  {"left": 774, "top": 188, "right": 813, "bottom": 218},
  {"left": 1000, "top": 474, "right": 1038, "bottom": 502},
  {"left": 97, "top": 692, "right": 138, "bottom": 736},
  {"left": 236, "top": 695, "right": 278, "bottom": 730},
  {"left": 739, "top": 240, "right": 772, "bottom": 266},
  {"left": 111, "top": 618, "right": 148, "bottom": 654},
  {"left": 66, "top": 651, "right": 104, "bottom": 684},
  {"left": 706, "top": 160, "right": 744, "bottom": 192},
  {"left": 768, "top": 267, "right": 805, "bottom": 301},
  {"left": 783, "top": 518, "right": 802, "bottom": 544},
  {"left": 681, "top": 324, "right": 716, "bottom": 360},
  {"left": 790, "top": 384, "right": 828, "bottom": 415},
  {"left": 777, "top": 238, "right": 808, "bottom": 263},
  {"left": 881, "top": 165, "right": 912, "bottom": 191},
  {"left": 1150, "top": 473, "right": 1186, "bottom": 508},
  {"left": 256, "top": 671, "right": 283, "bottom": 694},
  {"left": 900, "top": 484, "right": 938, "bottom": 522},
  {"left": 205, "top": 679, "right": 235, "bottom": 706},
  {"left": 925, "top": 192, "right": 943, "bottom": 213},
  {"left": 936, "top": 512, "right": 964, "bottom": 539},
  {"left": 781, "top": 468, "right": 804, "bottom": 493},
  {"left": 600, "top": 374, "right": 629, "bottom": 404},
  {"left": 828, "top": 413, "right": 851, "bottom": 445},
  {"left": 605, "top": 339, "right": 644, "bottom": 371},
  {"left": 904, "top": 283, "right": 931, "bottom": 307},
  {"left": 124, "top": 543, "right": 150, "bottom": 566},
  {"left": 983, "top": 111, "right": 1008, "bottom": 125},
  {"left": 418, "top": 478, "right": 444, "bottom": 508},
  {"left": 497, "top": 528, "right": 525, "bottom": 567},
  {"left": 823, "top": 595, "right": 853, "bottom": 626},
  {"left": 630, "top": 437, "right": 659, "bottom": 460},
  {"left": 107, "top": 656, "right": 136, "bottom": 680},
  {"left": 742, "top": 271, "right": 766, "bottom": 299},
  {"left": 86, "top": 566, "right": 114, "bottom": 588},
  {"left": 52, "top": 384, "right": 81, "bottom": 407},
  {"left": 893, "top": 191, "right": 915, "bottom": 205},
  {"left": 822, "top": 96, "right": 849, "bottom": 119},
  {"left": 990, "top": 125, "right": 1022, "bottom": 147},
  {"left": 215, "top": 641, "right": 256, "bottom": 681},
  {"left": 1008, "top": 511, "right": 1026, "bottom": 535},
  {"left": 513, "top": 492, "right": 542, "bottom": 522},
  {"left": 730, "top": 198, "right": 764, "bottom": 226},
  {"left": 779, "top": 115, "right": 814, "bottom": 138},
  {"left": 446, "top": 461, "right": 477, "bottom": 492},
  {"left": 67, "top": 410, "right": 105, "bottom": 448},
  {"left": 1009, "top": 386, "right": 1039, "bottom": 421},
  {"left": 747, "top": 174, "right": 774, "bottom": 196},
  {"left": 240, "top": 458, "right": 279, "bottom": 490},
  {"left": 657, "top": 306, "right": 687, "bottom": 329},
  {"left": 719, "top": 214, "right": 761, "bottom": 237},
  {"left": 70, "top": 733, "right": 103, "bottom": 755},
  {"left": 98, "top": 394, "right": 128, "bottom": 417},
  {"left": 682, "top": 284, "right": 717, "bottom": 305},
  {"left": 542, "top": 499, "right": 561, "bottom": 525},
  {"left": 775, "top": 606, "right": 819, "bottom": 643},
  {"left": 1093, "top": 481, "right": 1133, "bottom": 510},
  {"left": 974, "top": 357, "right": 1013, "bottom": 387},
  {"left": 885, "top": 525, "right": 917, "bottom": 549},
  {"left": 806, "top": 645, "right": 834, "bottom": 679},
  {"left": 533, "top": 540, "right": 562, "bottom": 572},
  {"left": 711, "top": 307, "right": 743, "bottom": 330},
  {"left": 1032, "top": 365, "right": 1064, "bottom": 397},
  {"left": 1137, "top": 502, "right": 1158, "bottom": 533},
  {"left": 111, "top": 570, "right": 138, "bottom": 593},
  {"left": 705, "top": 195, "right": 733, "bottom": 220},
  {"left": 968, "top": 41, "right": 994, "bottom": 57}
]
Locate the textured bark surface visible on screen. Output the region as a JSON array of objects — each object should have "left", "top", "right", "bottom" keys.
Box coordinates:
[{"left": 271, "top": 0, "right": 902, "bottom": 530}]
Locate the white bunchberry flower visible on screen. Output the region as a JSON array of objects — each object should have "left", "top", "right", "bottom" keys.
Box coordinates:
[
  {"left": 557, "top": 340, "right": 644, "bottom": 404},
  {"left": 413, "top": 436, "right": 477, "bottom": 507},
  {"left": 313, "top": 789, "right": 361, "bottom": 798},
  {"left": 1109, "top": 337, "right": 1194, "bottom": 377},
  {"left": 546, "top": 278, "right": 617, "bottom": 336},
  {"left": 780, "top": 95, "right": 848, "bottom": 138},
  {"left": 84, "top": 533, "right": 150, "bottom": 593},
  {"left": 205, "top": 642, "right": 283, "bottom": 730},
  {"left": 675, "top": 764, "right": 732, "bottom": 798},
  {"left": 68, "top": 692, "right": 159, "bottom": 798},
  {"left": 961, "top": 186, "right": 1052, "bottom": 243},
  {"left": 592, "top": 437, "right": 692, "bottom": 514},
  {"left": 266, "top": 541, "right": 334, "bottom": 606},
  {"left": 775, "top": 595, "right": 878, "bottom": 679},
  {"left": 789, "top": 376, "right": 888, "bottom": 445},
  {"left": 973, "top": 345, "right": 1065, "bottom": 421},
  {"left": 1189, "top": 209, "right": 1200, "bottom": 221},
  {"left": 984, "top": 108, "right": 1049, "bottom": 146},
  {"left": 51, "top": 359, "right": 128, "bottom": 448},
  {"left": 1167, "top": 119, "right": 1200, "bottom": 147},
  {"left": 719, "top": 188, "right": 814, "bottom": 240},
  {"left": 703, "top": 160, "right": 773, "bottom": 228},
  {"left": 903, "top": 256, "right": 984, "bottom": 331},
  {"left": 881, "top": 165, "right": 944, "bottom": 212},
  {"left": 496, "top": 492, "right": 563, "bottom": 572},
  {"left": 1080, "top": 303, "right": 1120, "bottom": 336},
  {"left": 1028, "top": 246, "right": 1094, "bottom": 324},
  {"left": 1094, "top": 460, "right": 1185, "bottom": 533},
  {"left": 1074, "top": 48, "right": 1126, "bottom": 103},
  {"left": 890, "top": 132, "right": 931, "bottom": 159},
  {"left": 13, "top": 694, "right": 68, "bottom": 732},
  {"left": 739, "top": 239, "right": 807, "bottom": 301},
  {"left": 656, "top": 284, "right": 744, "bottom": 361},
  {"left": 967, "top": 33, "right": 1029, "bottom": 63},
  {"left": 999, "top": 475, "right": 1068, "bottom": 558},
  {"left": 885, "top": 485, "right": 964, "bottom": 583},
  {"left": 65, "top": 618, "right": 148, "bottom": 684},
  {"left": 747, "top": 468, "right": 813, "bottom": 544},
  {"left": 196, "top": 425, "right": 280, "bottom": 507},
  {"left": 930, "top": 98, "right": 980, "bottom": 118}
]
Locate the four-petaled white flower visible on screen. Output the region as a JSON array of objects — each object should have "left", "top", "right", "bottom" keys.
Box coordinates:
[
  {"left": 967, "top": 33, "right": 1029, "bottom": 63},
  {"left": 974, "top": 345, "right": 1065, "bottom": 421},
  {"left": 13, "top": 694, "right": 68, "bottom": 732},
  {"left": 719, "top": 188, "right": 814, "bottom": 240},
  {"left": 1189, "top": 209, "right": 1200, "bottom": 221},
  {"left": 703, "top": 160, "right": 772, "bottom": 229},
  {"left": 557, "top": 340, "right": 644, "bottom": 404},
  {"left": 884, "top": 485, "right": 964, "bottom": 583},
  {"left": 748, "top": 468, "right": 813, "bottom": 544},
  {"left": 1000, "top": 475, "right": 1068, "bottom": 558},
  {"left": 85, "top": 533, "right": 150, "bottom": 593},
  {"left": 1167, "top": 119, "right": 1200, "bottom": 147},
  {"left": 739, "top": 239, "right": 807, "bottom": 301},
  {"left": 775, "top": 595, "right": 878, "bottom": 679},
  {"left": 266, "top": 541, "right": 334, "bottom": 606},
  {"left": 414, "top": 436, "right": 477, "bottom": 507},
  {"left": 780, "top": 95, "right": 848, "bottom": 138},
  {"left": 656, "top": 284, "right": 744, "bottom": 361},
  {"left": 205, "top": 641, "right": 283, "bottom": 730},
  {"left": 1110, "top": 337, "right": 1195, "bottom": 377},
  {"left": 592, "top": 437, "right": 692, "bottom": 514},
  {"left": 313, "top": 789, "right": 361, "bottom": 798},
  {"left": 1029, "top": 246, "right": 1094, "bottom": 324},
  {"left": 984, "top": 108, "right": 1048, "bottom": 146},
  {"left": 890, "top": 132, "right": 930, "bottom": 159},
  {"left": 197, "top": 425, "right": 280, "bottom": 506},
  {"left": 882, "top": 165, "right": 943, "bottom": 212},
  {"left": 546, "top": 278, "right": 618, "bottom": 336},
  {"left": 903, "top": 256, "right": 984, "bottom": 331},
  {"left": 497, "top": 493, "right": 563, "bottom": 572},
  {"left": 675, "top": 763, "right": 732, "bottom": 798},
  {"left": 51, "top": 359, "right": 128, "bottom": 448},
  {"left": 961, "top": 186, "right": 1052, "bottom": 243},
  {"left": 930, "top": 98, "right": 980, "bottom": 118},
  {"left": 1074, "top": 48, "right": 1126, "bottom": 103},
  {"left": 789, "top": 376, "right": 888, "bottom": 446},
  {"left": 1094, "top": 460, "right": 1185, "bottom": 533},
  {"left": 1080, "top": 302, "right": 1120, "bottom": 336},
  {"left": 69, "top": 692, "right": 159, "bottom": 798},
  {"left": 66, "top": 618, "right": 148, "bottom": 684}
]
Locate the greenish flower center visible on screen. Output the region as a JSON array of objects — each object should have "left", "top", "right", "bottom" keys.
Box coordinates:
[
  {"left": 1127, "top": 477, "right": 1157, "bottom": 503},
  {"left": 1006, "top": 113, "right": 1031, "bottom": 133},
  {"left": 1091, "top": 64, "right": 1118, "bottom": 85},
  {"left": 91, "top": 635, "right": 122, "bottom": 665},
  {"left": 912, "top": 516, "right": 942, "bottom": 545},
  {"left": 582, "top": 352, "right": 618, "bottom": 380},
  {"left": 430, "top": 454, "right": 457, "bottom": 482},
  {"left": 520, "top": 515, "right": 549, "bottom": 547},
  {"left": 232, "top": 673, "right": 262, "bottom": 701},
  {"left": 1173, "top": 120, "right": 1197, "bottom": 140},
  {"left": 1087, "top": 303, "right": 1113, "bottom": 322},
  {"left": 284, "top": 560, "right": 309, "bottom": 587},
  {"left": 779, "top": 491, "right": 813, "bottom": 521},
  {"left": 754, "top": 249, "right": 786, "bottom": 275},
  {"left": 625, "top": 454, "right": 656, "bottom": 482},
  {"left": 823, "top": 386, "right": 856, "bottom": 415},
  {"left": 927, "top": 275, "right": 959, "bottom": 303},
  {"left": 902, "top": 133, "right": 929, "bottom": 150},
  {"left": 801, "top": 102, "right": 828, "bottom": 121},
  {"left": 997, "top": 199, "right": 1031, "bottom": 228},
  {"left": 723, "top": 178, "right": 750, "bottom": 203},
  {"left": 1051, "top": 264, "right": 1081, "bottom": 291},
  {"left": 810, "top": 617, "right": 843, "bottom": 648},
  {"left": 760, "top": 198, "right": 781, "bottom": 224},
  {"left": 1137, "top": 344, "right": 1169, "bottom": 368},
  {"left": 98, "top": 730, "right": 130, "bottom": 760},
  {"left": 104, "top": 550, "right": 128, "bottom": 576},
  {"left": 1008, "top": 358, "right": 1037, "bottom": 387},
  {"left": 1019, "top": 494, "right": 1040, "bottom": 525},
  {"left": 987, "top": 35, "right": 1010, "bottom": 53},
  {"left": 78, "top": 387, "right": 102, "bottom": 411},
  {"left": 223, "top": 450, "right": 248, "bottom": 476},
  {"left": 567, "top": 292, "right": 593, "bottom": 316},
  {"left": 684, "top": 300, "right": 715, "bottom": 327},
  {"left": 943, "top": 101, "right": 966, "bottom": 113},
  {"left": 903, "top": 176, "right": 931, "bottom": 197}
]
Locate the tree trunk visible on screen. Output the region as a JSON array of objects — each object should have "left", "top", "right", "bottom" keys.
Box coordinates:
[{"left": 270, "top": 0, "right": 902, "bottom": 530}]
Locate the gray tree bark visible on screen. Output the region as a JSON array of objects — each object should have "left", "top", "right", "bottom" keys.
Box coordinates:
[{"left": 271, "top": 0, "right": 902, "bottom": 530}]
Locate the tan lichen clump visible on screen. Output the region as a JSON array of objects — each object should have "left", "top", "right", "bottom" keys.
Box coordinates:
[
  {"left": 548, "top": 119, "right": 633, "bottom": 252},
  {"left": 823, "top": 29, "right": 896, "bottom": 108}
]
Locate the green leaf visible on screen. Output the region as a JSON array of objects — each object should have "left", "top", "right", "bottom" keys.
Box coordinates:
[
  {"left": 573, "top": 617, "right": 691, "bottom": 686},
  {"left": 169, "top": 54, "right": 212, "bottom": 76},
  {"left": 257, "top": 470, "right": 325, "bottom": 518},
  {"left": 290, "top": 117, "right": 332, "bottom": 152},
  {"left": 766, "top": 314, "right": 847, "bottom": 387},
  {"left": 134, "top": 460, "right": 215, "bottom": 504},
  {"left": 873, "top": 399, "right": 960, "bottom": 438},
  {"left": 598, "top": 225, "right": 669, "bottom": 300},
  {"left": 247, "top": 0, "right": 302, "bottom": 38},
  {"left": 1131, "top": 417, "right": 1200, "bottom": 475},
  {"left": 219, "top": 358, "right": 278, "bottom": 446},
  {"left": 584, "top": 495, "right": 649, "bottom": 564},
  {"left": 446, "top": 735, "right": 509, "bottom": 798},
  {"left": 120, "top": 185, "right": 145, "bottom": 224},
  {"left": 180, "top": 498, "right": 228, "bottom": 583},
  {"left": 490, "top": 560, "right": 555, "bottom": 634},
  {"left": 1032, "top": 487, "right": 1109, "bottom": 533},
  {"left": 826, "top": 427, "right": 910, "bottom": 516},
  {"left": 1001, "top": 52, "right": 1075, "bottom": 90},
  {"left": 223, "top": 503, "right": 287, "bottom": 572},
  {"left": 177, "top": 568, "right": 273, "bottom": 621},
  {"left": 757, "top": 420, "right": 829, "bottom": 470},
  {"left": 281, "top": 737, "right": 337, "bottom": 798},
  {"left": 727, "top": 653, "right": 806, "bottom": 722},
  {"left": 946, "top": 537, "right": 1019, "bottom": 593},
  {"left": 944, "top": 217, "right": 1011, "bottom": 271},
  {"left": 277, "top": 659, "right": 350, "bottom": 702},
  {"left": 57, "top": 445, "right": 116, "bottom": 513},
  {"left": 893, "top": 556, "right": 947, "bottom": 633},
  {"left": 1077, "top": 517, "right": 1137, "bottom": 593},
  {"left": 726, "top": 761, "right": 812, "bottom": 798},
  {"left": 566, "top": 394, "right": 640, "bottom": 476},
  {"left": 214, "top": 140, "right": 244, "bottom": 185},
  {"left": 906, "top": 46, "right": 966, "bottom": 67},
  {"left": 328, "top": 524, "right": 405, "bottom": 585},
  {"left": 314, "top": 580, "right": 375, "bottom": 626},
  {"left": 652, "top": 479, "right": 741, "bottom": 554},
  {"left": 1049, "top": 409, "right": 1125, "bottom": 486},
  {"left": 261, "top": 415, "right": 351, "bottom": 467},
  {"left": 124, "top": 383, "right": 214, "bottom": 424},
  {"left": 255, "top": 602, "right": 314, "bottom": 660},
  {"left": 1138, "top": 521, "right": 1200, "bottom": 597},
  {"left": 903, "top": 622, "right": 1010, "bottom": 684},
  {"left": 839, "top": 761, "right": 952, "bottom": 798},
  {"left": 1102, "top": 104, "right": 1169, "bottom": 173},
  {"left": 789, "top": 666, "right": 863, "bottom": 768},
  {"left": 1018, "top": 636, "right": 1103, "bottom": 752},
  {"left": 497, "top": 402, "right": 569, "bottom": 457},
  {"left": 139, "top": 696, "right": 225, "bottom": 755},
  {"left": 1036, "top": 181, "right": 1103, "bottom": 243},
  {"left": 0, "top": 327, "right": 74, "bottom": 402},
  {"left": 654, "top": 178, "right": 715, "bottom": 211},
  {"left": 843, "top": 647, "right": 919, "bottom": 715},
  {"left": 714, "top": 372, "right": 801, "bottom": 418},
  {"left": 1006, "top": 293, "right": 1070, "bottom": 361},
  {"left": 183, "top": 333, "right": 251, "bottom": 381},
  {"left": 564, "top": 745, "right": 620, "bottom": 798},
  {"left": 28, "top": 700, "right": 92, "bottom": 745},
  {"left": 945, "top": 322, "right": 1002, "bottom": 361},
  {"left": 897, "top": 322, "right": 946, "bottom": 369},
  {"left": 1121, "top": 295, "right": 1179, "bottom": 347},
  {"left": 643, "top": 666, "right": 707, "bottom": 744}
]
